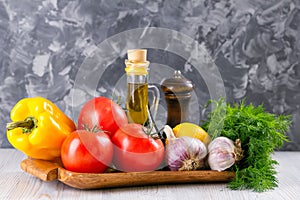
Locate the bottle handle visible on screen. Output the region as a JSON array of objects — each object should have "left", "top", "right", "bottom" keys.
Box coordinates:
[{"left": 148, "top": 84, "right": 160, "bottom": 120}]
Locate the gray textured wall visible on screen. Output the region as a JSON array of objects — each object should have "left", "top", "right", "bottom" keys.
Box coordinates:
[{"left": 1, "top": 0, "right": 299, "bottom": 150}]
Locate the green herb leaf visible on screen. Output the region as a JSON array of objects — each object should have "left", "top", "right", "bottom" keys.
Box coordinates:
[{"left": 202, "top": 98, "right": 291, "bottom": 192}]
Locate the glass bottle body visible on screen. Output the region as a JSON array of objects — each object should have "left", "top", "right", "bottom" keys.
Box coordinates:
[{"left": 126, "top": 73, "right": 149, "bottom": 125}]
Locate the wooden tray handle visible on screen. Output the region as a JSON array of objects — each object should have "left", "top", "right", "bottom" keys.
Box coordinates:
[{"left": 20, "top": 158, "right": 60, "bottom": 181}]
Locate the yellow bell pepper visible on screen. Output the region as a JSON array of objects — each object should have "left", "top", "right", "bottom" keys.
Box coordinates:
[{"left": 6, "top": 97, "right": 76, "bottom": 160}]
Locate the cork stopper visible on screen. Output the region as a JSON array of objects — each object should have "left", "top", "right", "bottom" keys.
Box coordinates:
[{"left": 127, "top": 49, "right": 147, "bottom": 63}]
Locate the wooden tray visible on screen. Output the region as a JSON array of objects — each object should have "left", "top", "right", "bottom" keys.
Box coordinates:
[{"left": 20, "top": 158, "right": 235, "bottom": 189}]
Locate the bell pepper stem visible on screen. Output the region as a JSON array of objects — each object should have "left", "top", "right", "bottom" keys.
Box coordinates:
[{"left": 6, "top": 117, "right": 36, "bottom": 133}]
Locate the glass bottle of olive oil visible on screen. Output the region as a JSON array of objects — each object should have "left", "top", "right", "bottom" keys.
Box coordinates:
[{"left": 125, "top": 49, "right": 152, "bottom": 125}]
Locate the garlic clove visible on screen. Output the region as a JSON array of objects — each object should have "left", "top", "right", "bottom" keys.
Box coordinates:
[{"left": 163, "top": 125, "right": 177, "bottom": 143}]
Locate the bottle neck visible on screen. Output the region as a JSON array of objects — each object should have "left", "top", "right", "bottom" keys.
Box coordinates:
[
  {"left": 127, "top": 73, "right": 148, "bottom": 84},
  {"left": 125, "top": 59, "right": 150, "bottom": 84}
]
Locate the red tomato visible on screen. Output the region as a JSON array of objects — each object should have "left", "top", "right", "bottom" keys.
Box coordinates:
[
  {"left": 61, "top": 130, "right": 113, "bottom": 173},
  {"left": 111, "top": 123, "right": 165, "bottom": 172},
  {"left": 78, "top": 97, "right": 128, "bottom": 137}
]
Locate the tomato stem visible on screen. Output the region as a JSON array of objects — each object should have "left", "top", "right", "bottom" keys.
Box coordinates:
[
  {"left": 83, "top": 124, "right": 111, "bottom": 134},
  {"left": 111, "top": 93, "right": 123, "bottom": 107},
  {"left": 142, "top": 105, "right": 166, "bottom": 142}
]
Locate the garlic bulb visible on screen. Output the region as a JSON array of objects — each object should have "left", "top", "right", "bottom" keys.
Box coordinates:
[
  {"left": 208, "top": 136, "right": 243, "bottom": 172},
  {"left": 164, "top": 125, "right": 207, "bottom": 171}
]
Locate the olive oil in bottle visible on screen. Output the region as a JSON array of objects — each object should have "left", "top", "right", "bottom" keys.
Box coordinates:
[{"left": 126, "top": 83, "right": 149, "bottom": 125}]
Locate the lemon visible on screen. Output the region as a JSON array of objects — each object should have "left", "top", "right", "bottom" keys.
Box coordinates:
[{"left": 172, "top": 122, "right": 211, "bottom": 146}]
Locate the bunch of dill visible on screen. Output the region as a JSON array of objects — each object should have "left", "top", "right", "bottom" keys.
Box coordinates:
[{"left": 202, "top": 98, "right": 291, "bottom": 192}]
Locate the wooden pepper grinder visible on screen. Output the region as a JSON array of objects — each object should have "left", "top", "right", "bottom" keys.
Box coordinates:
[{"left": 161, "top": 70, "right": 194, "bottom": 128}]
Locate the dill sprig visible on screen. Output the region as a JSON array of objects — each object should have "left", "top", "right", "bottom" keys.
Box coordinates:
[{"left": 202, "top": 98, "right": 291, "bottom": 192}]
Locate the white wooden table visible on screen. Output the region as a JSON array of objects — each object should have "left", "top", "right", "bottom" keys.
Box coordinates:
[{"left": 0, "top": 149, "right": 299, "bottom": 200}]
